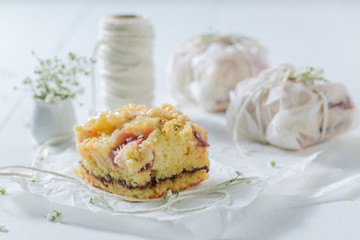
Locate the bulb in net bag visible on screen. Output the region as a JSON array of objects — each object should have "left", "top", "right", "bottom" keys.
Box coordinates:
[
  {"left": 226, "top": 64, "right": 355, "bottom": 150},
  {"left": 168, "top": 33, "right": 269, "bottom": 112}
]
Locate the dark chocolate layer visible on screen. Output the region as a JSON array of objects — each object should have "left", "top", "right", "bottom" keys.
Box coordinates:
[{"left": 80, "top": 161, "right": 209, "bottom": 190}]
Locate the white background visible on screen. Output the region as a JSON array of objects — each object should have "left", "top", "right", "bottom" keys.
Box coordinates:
[{"left": 0, "top": 0, "right": 360, "bottom": 239}]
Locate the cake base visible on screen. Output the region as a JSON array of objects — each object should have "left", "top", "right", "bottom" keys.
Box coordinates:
[{"left": 79, "top": 163, "right": 209, "bottom": 199}]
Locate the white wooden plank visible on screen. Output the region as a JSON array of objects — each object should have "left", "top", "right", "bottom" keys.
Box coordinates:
[{"left": 0, "top": 1, "right": 92, "bottom": 132}]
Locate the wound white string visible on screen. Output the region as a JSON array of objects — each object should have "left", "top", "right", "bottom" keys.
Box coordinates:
[{"left": 91, "top": 14, "right": 154, "bottom": 111}]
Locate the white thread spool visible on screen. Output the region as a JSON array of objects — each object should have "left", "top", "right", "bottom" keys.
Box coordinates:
[{"left": 94, "top": 14, "right": 154, "bottom": 110}]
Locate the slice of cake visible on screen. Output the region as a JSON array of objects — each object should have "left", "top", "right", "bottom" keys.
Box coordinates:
[{"left": 74, "top": 104, "right": 210, "bottom": 199}]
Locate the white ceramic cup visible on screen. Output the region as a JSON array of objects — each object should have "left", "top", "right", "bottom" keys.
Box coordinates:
[{"left": 32, "top": 98, "right": 76, "bottom": 144}]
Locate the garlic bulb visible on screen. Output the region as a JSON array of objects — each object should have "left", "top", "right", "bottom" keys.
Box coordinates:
[{"left": 168, "top": 34, "right": 269, "bottom": 111}]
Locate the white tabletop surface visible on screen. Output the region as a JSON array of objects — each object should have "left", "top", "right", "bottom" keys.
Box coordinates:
[{"left": 1, "top": 0, "right": 360, "bottom": 239}]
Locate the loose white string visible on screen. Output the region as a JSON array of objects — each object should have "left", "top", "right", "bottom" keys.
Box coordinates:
[
  {"left": 91, "top": 15, "right": 154, "bottom": 111},
  {"left": 0, "top": 164, "right": 256, "bottom": 213},
  {"left": 311, "top": 86, "right": 329, "bottom": 140},
  {"left": 0, "top": 134, "right": 257, "bottom": 214},
  {"left": 231, "top": 35, "right": 268, "bottom": 77},
  {"left": 233, "top": 64, "right": 329, "bottom": 150},
  {"left": 31, "top": 134, "right": 74, "bottom": 167}
]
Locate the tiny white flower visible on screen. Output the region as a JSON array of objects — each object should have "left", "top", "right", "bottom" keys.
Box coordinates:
[
  {"left": 46, "top": 210, "right": 63, "bottom": 223},
  {"left": 0, "top": 187, "right": 6, "bottom": 195},
  {"left": 44, "top": 93, "right": 55, "bottom": 103},
  {"left": 38, "top": 87, "right": 47, "bottom": 94},
  {"left": 53, "top": 96, "right": 61, "bottom": 104},
  {"left": 22, "top": 53, "right": 91, "bottom": 104},
  {"left": 163, "top": 190, "right": 173, "bottom": 201},
  {"left": 0, "top": 224, "right": 8, "bottom": 232}
]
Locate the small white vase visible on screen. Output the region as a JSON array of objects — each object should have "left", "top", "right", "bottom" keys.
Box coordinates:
[{"left": 32, "top": 98, "right": 76, "bottom": 144}]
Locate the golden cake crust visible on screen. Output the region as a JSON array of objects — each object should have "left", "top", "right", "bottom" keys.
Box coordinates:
[{"left": 74, "top": 104, "right": 210, "bottom": 199}]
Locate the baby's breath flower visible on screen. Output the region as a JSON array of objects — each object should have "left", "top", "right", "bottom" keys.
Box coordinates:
[
  {"left": 227, "top": 171, "right": 246, "bottom": 185},
  {"left": 288, "top": 66, "right": 327, "bottom": 85},
  {"left": 174, "top": 190, "right": 180, "bottom": 197},
  {"left": 0, "top": 224, "right": 8, "bottom": 232},
  {"left": 21, "top": 52, "right": 92, "bottom": 103},
  {"left": 46, "top": 210, "right": 63, "bottom": 223},
  {"left": 163, "top": 190, "right": 173, "bottom": 201},
  {"left": 44, "top": 93, "right": 55, "bottom": 103},
  {"left": 53, "top": 96, "right": 61, "bottom": 104},
  {"left": 270, "top": 161, "right": 276, "bottom": 167}
]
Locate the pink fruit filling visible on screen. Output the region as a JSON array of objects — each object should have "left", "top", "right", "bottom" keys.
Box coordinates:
[
  {"left": 328, "top": 96, "right": 353, "bottom": 110},
  {"left": 192, "top": 129, "right": 210, "bottom": 147},
  {"left": 110, "top": 134, "right": 154, "bottom": 171}
]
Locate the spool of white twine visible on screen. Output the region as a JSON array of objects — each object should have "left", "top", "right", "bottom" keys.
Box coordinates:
[{"left": 92, "top": 14, "right": 154, "bottom": 110}]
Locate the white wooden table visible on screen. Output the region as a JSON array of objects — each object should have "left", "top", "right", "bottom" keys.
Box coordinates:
[{"left": 1, "top": 1, "right": 360, "bottom": 239}]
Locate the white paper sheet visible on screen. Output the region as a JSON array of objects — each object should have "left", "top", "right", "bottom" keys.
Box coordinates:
[
  {"left": 0, "top": 144, "right": 268, "bottom": 222},
  {"left": 1, "top": 106, "right": 358, "bottom": 234}
]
